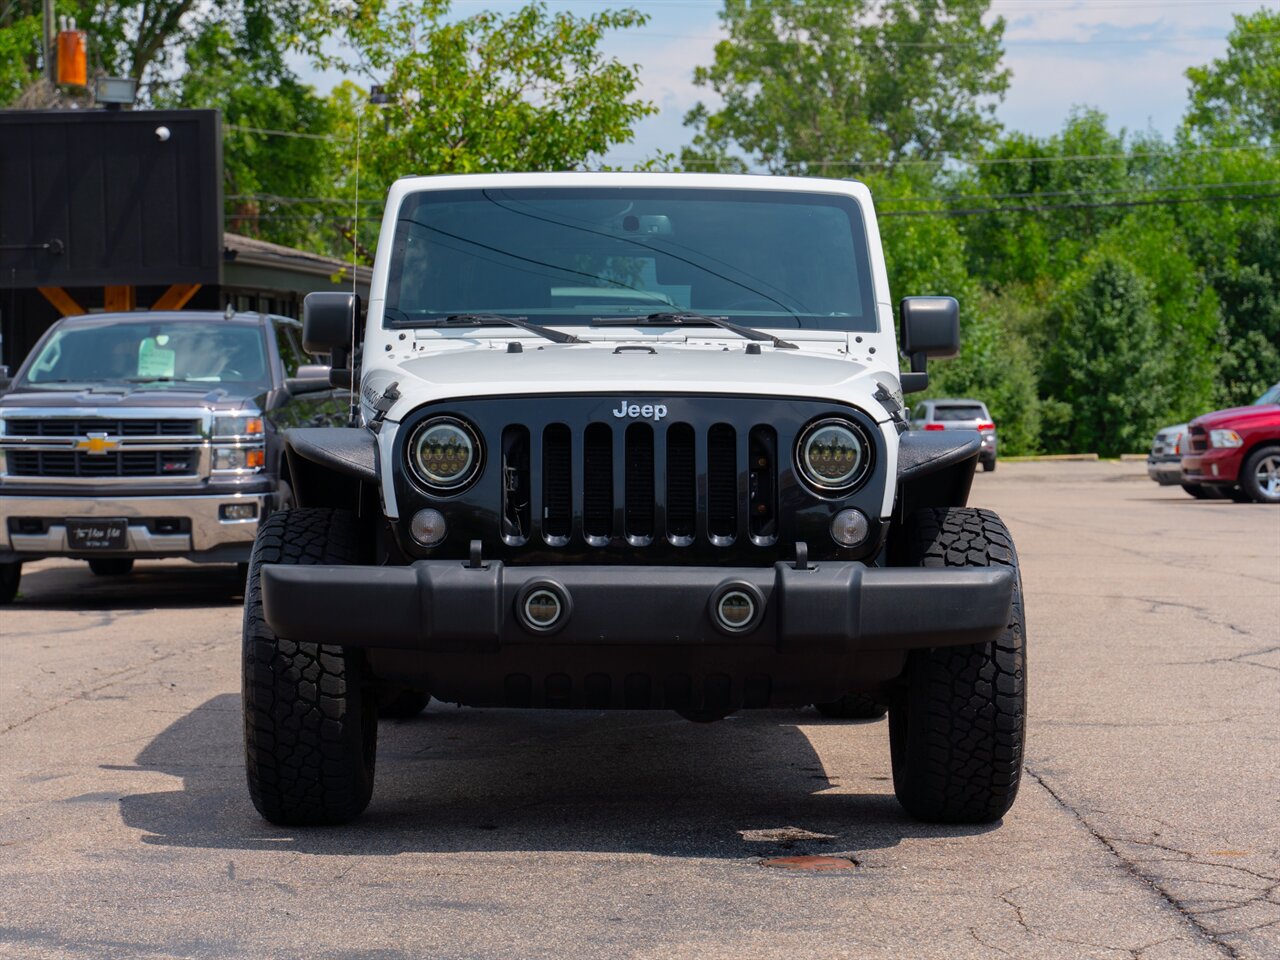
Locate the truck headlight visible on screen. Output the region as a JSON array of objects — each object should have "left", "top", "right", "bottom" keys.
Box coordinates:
[
  {"left": 214, "top": 447, "right": 265, "bottom": 471},
  {"left": 795, "top": 418, "right": 871, "bottom": 493},
  {"left": 1209, "top": 429, "right": 1243, "bottom": 448},
  {"left": 213, "top": 415, "right": 263, "bottom": 438},
  {"left": 407, "top": 417, "right": 482, "bottom": 492}
]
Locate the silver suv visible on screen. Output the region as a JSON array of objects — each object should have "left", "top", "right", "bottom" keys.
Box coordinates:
[{"left": 910, "top": 399, "right": 997, "bottom": 471}]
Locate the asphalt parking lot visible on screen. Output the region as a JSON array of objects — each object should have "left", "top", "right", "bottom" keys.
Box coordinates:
[{"left": 1, "top": 461, "right": 1277, "bottom": 960}]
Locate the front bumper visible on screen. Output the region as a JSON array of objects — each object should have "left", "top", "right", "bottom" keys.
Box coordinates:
[
  {"left": 261, "top": 559, "right": 1015, "bottom": 653},
  {"left": 0, "top": 491, "right": 269, "bottom": 561},
  {"left": 1147, "top": 457, "right": 1182, "bottom": 484},
  {"left": 1181, "top": 448, "right": 1242, "bottom": 486}
]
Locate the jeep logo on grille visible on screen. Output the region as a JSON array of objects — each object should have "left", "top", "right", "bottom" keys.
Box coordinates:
[{"left": 612, "top": 401, "right": 668, "bottom": 421}]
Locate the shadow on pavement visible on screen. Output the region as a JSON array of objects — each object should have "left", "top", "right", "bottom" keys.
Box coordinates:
[
  {"left": 117, "top": 694, "right": 997, "bottom": 860},
  {"left": 13, "top": 559, "right": 244, "bottom": 610}
]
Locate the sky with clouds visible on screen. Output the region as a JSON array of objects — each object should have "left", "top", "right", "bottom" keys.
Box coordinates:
[{"left": 299, "top": 0, "right": 1279, "bottom": 164}]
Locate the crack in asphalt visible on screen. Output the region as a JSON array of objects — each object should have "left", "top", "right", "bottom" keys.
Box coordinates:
[
  {"left": 0, "top": 639, "right": 224, "bottom": 736},
  {"left": 1026, "top": 767, "right": 1242, "bottom": 959}
]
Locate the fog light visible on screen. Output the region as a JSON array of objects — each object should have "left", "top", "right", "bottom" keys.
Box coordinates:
[
  {"left": 830, "top": 508, "right": 869, "bottom": 547},
  {"left": 219, "top": 503, "right": 257, "bottom": 521},
  {"left": 409, "top": 508, "right": 447, "bottom": 546},
  {"left": 517, "top": 581, "right": 571, "bottom": 634},
  {"left": 524, "top": 590, "right": 562, "bottom": 628},
  {"left": 710, "top": 582, "right": 763, "bottom": 634}
]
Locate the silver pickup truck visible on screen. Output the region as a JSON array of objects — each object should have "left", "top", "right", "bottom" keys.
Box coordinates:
[{"left": 0, "top": 309, "right": 346, "bottom": 602}]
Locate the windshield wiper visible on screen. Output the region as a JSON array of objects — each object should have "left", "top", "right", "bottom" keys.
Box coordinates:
[
  {"left": 591, "top": 311, "right": 796, "bottom": 349},
  {"left": 123, "top": 377, "right": 202, "bottom": 384},
  {"left": 417, "top": 313, "right": 587, "bottom": 345}
]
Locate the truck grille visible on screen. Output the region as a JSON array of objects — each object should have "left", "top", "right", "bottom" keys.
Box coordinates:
[
  {"left": 5, "top": 418, "right": 200, "bottom": 437},
  {"left": 7, "top": 450, "right": 199, "bottom": 478},
  {"left": 1188, "top": 425, "right": 1208, "bottom": 453}
]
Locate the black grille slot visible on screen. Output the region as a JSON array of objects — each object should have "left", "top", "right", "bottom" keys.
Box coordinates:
[
  {"left": 582, "top": 423, "right": 613, "bottom": 542},
  {"left": 666, "top": 423, "right": 696, "bottom": 543},
  {"left": 542, "top": 424, "right": 572, "bottom": 542},
  {"left": 501, "top": 426, "right": 530, "bottom": 545},
  {"left": 748, "top": 426, "right": 778, "bottom": 543},
  {"left": 4, "top": 418, "right": 198, "bottom": 437},
  {"left": 624, "top": 423, "right": 654, "bottom": 543},
  {"left": 6, "top": 450, "right": 197, "bottom": 478},
  {"left": 706, "top": 423, "right": 737, "bottom": 542},
  {"left": 1188, "top": 425, "right": 1208, "bottom": 453}
]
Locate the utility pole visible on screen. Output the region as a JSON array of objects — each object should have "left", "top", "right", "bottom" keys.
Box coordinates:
[{"left": 42, "top": 0, "right": 56, "bottom": 83}]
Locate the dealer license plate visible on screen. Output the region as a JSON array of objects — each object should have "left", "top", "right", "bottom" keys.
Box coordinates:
[{"left": 66, "top": 518, "right": 129, "bottom": 551}]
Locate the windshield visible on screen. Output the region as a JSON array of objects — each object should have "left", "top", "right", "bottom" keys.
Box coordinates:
[
  {"left": 1254, "top": 383, "right": 1280, "bottom": 406},
  {"left": 385, "top": 187, "right": 877, "bottom": 331},
  {"left": 20, "top": 320, "right": 269, "bottom": 390}
]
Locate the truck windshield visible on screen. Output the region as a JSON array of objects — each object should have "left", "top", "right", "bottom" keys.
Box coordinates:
[
  {"left": 385, "top": 187, "right": 878, "bottom": 331},
  {"left": 1254, "top": 383, "right": 1280, "bottom": 406},
  {"left": 19, "top": 319, "right": 270, "bottom": 390}
]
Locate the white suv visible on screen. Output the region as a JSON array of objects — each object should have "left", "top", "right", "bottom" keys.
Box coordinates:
[{"left": 238, "top": 173, "right": 1027, "bottom": 829}]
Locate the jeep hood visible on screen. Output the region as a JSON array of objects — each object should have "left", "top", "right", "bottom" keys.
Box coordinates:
[{"left": 389, "top": 342, "right": 897, "bottom": 420}]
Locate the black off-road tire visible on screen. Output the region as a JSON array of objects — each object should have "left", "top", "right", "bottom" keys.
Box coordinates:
[
  {"left": 0, "top": 562, "right": 20, "bottom": 604},
  {"left": 88, "top": 558, "right": 134, "bottom": 576},
  {"left": 1238, "top": 445, "right": 1280, "bottom": 504},
  {"left": 377, "top": 689, "right": 432, "bottom": 719},
  {"left": 889, "top": 507, "right": 1026, "bottom": 824},
  {"left": 242, "top": 508, "right": 377, "bottom": 826},
  {"left": 814, "top": 694, "right": 888, "bottom": 720}
]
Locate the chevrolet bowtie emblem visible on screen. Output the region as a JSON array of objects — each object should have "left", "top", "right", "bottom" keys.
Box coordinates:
[{"left": 75, "top": 433, "right": 120, "bottom": 455}]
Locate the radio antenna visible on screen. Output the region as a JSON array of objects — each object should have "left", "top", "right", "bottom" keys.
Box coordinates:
[{"left": 348, "top": 107, "right": 362, "bottom": 428}]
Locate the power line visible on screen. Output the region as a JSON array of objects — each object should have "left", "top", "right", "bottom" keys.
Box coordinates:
[
  {"left": 223, "top": 123, "right": 349, "bottom": 144},
  {"left": 880, "top": 191, "right": 1280, "bottom": 217},
  {"left": 876, "top": 178, "right": 1280, "bottom": 205},
  {"left": 632, "top": 30, "right": 1278, "bottom": 47},
  {"left": 670, "top": 143, "right": 1278, "bottom": 169}
]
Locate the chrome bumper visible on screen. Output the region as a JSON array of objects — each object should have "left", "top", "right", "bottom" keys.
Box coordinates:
[{"left": 0, "top": 492, "right": 268, "bottom": 559}]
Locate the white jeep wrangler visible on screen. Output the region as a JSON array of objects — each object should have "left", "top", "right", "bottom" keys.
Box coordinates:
[{"left": 243, "top": 173, "right": 1026, "bottom": 827}]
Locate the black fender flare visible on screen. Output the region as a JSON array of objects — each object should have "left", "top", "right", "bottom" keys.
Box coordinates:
[
  {"left": 894, "top": 431, "right": 981, "bottom": 519},
  {"left": 283, "top": 427, "right": 378, "bottom": 509}
]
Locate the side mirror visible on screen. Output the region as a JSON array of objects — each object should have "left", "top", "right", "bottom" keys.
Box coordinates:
[
  {"left": 285, "top": 364, "right": 333, "bottom": 396},
  {"left": 899, "top": 296, "right": 959, "bottom": 394},
  {"left": 303, "top": 292, "right": 360, "bottom": 388}
]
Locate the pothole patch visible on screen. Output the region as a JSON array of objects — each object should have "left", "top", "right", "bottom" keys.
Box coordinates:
[
  {"left": 740, "top": 826, "right": 836, "bottom": 843},
  {"left": 760, "top": 855, "right": 859, "bottom": 872}
]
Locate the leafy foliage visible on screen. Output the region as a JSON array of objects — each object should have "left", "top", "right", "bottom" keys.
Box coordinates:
[
  {"left": 683, "top": 0, "right": 1008, "bottom": 173},
  {"left": 311, "top": 0, "right": 655, "bottom": 191}
]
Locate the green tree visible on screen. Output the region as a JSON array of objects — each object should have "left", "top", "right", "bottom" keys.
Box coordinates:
[
  {"left": 310, "top": 0, "right": 655, "bottom": 194},
  {"left": 163, "top": 22, "right": 345, "bottom": 254},
  {"left": 1185, "top": 9, "right": 1280, "bottom": 146},
  {"left": 0, "top": 2, "right": 327, "bottom": 106},
  {"left": 682, "top": 0, "right": 1008, "bottom": 174},
  {"left": 1041, "top": 253, "right": 1170, "bottom": 456}
]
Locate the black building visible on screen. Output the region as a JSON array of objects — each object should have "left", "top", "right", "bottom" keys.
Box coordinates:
[{"left": 0, "top": 109, "right": 370, "bottom": 370}]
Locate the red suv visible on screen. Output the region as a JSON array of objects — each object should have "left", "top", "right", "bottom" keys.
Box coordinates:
[{"left": 1182, "top": 383, "right": 1280, "bottom": 504}]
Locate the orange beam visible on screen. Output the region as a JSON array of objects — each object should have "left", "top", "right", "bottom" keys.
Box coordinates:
[
  {"left": 151, "top": 283, "right": 201, "bottom": 311},
  {"left": 37, "top": 287, "right": 86, "bottom": 317},
  {"left": 104, "top": 285, "right": 135, "bottom": 312}
]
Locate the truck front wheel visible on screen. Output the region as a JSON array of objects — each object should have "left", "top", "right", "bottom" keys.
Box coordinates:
[
  {"left": 889, "top": 508, "right": 1026, "bottom": 824},
  {"left": 242, "top": 508, "right": 377, "bottom": 825},
  {"left": 0, "top": 561, "right": 20, "bottom": 604}
]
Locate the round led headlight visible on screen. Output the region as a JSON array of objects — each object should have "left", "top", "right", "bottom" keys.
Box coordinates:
[
  {"left": 796, "top": 418, "right": 871, "bottom": 493},
  {"left": 407, "top": 417, "right": 482, "bottom": 492}
]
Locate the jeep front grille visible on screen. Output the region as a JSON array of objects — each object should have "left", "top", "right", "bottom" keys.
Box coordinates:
[
  {"left": 500, "top": 420, "right": 778, "bottom": 549},
  {"left": 397, "top": 396, "right": 886, "bottom": 565}
]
